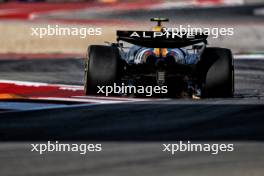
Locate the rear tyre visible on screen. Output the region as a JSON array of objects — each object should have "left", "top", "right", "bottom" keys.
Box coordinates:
[
  {"left": 198, "top": 47, "right": 234, "bottom": 98},
  {"left": 84, "top": 45, "right": 119, "bottom": 95}
]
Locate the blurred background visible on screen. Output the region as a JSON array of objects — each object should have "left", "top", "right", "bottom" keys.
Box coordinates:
[{"left": 0, "top": 0, "right": 263, "bottom": 55}]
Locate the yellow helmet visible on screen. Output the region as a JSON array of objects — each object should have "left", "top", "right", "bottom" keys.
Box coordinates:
[{"left": 150, "top": 18, "right": 169, "bottom": 57}]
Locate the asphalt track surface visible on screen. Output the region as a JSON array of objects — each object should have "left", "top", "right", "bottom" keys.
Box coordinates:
[{"left": 0, "top": 57, "right": 264, "bottom": 175}]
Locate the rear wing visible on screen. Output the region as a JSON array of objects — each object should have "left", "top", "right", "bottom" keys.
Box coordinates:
[{"left": 117, "top": 30, "right": 207, "bottom": 48}]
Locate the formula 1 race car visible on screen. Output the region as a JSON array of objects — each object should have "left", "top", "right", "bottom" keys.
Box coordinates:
[{"left": 84, "top": 18, "right": 234, "bottom": 98}]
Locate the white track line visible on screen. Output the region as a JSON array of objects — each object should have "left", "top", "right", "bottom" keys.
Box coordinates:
[
  {"left": 73, "top": 96, "right": 151, "bottom": 101},
  {"left": 0, "top": 79, "right": 83, "bottom": 89},
  {"left": 32, "top": 97, "right": 139, "bottom": 104},
  {"left": 234, "top": 54, "right": 264, "bottom": 60}
]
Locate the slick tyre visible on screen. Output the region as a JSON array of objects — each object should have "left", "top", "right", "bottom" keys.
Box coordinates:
[
  {"left": 84, "top": 45, "right": 119, "bottom": 95},
  {"left": 199, "top": 47, "right": 234, "bottom": 98}
]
